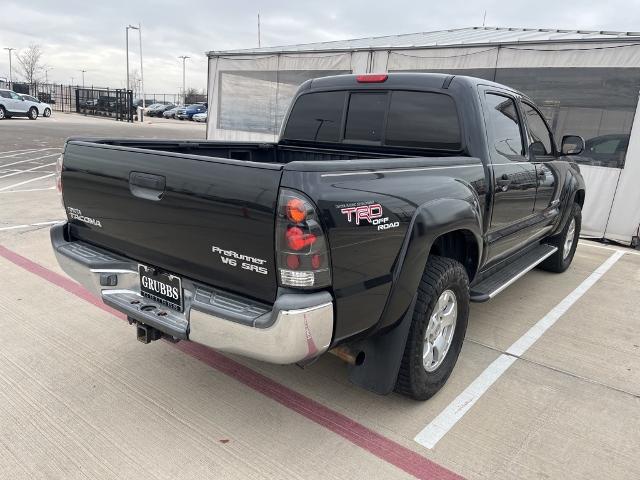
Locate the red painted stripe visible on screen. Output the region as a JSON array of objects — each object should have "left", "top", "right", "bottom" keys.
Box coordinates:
[{"left": 0, "top": 244, "right": 463, "bottom": 480}]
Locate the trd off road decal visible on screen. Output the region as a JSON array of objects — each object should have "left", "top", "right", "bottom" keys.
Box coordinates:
[{"left": 336, "top": 201, "right": 399, "bottom": 231}]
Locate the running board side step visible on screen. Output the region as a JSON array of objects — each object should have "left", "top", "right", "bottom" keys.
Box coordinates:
[{"left": 470, "top": 244, "right": 558, "bottom": 302}]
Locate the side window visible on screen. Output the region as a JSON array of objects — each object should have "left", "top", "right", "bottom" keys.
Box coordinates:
[
  {"left": 344, "top": 92, "right": 387, "bottom": 143},
  {"left": 0, "top": 91, "right": 10, "bottom": 99},
  {"left": 485, "top": 93, "right": 525, "bottom": 161},
  {"left": 522, "top": 102, "right": 554, "bottom": 157},
  {"left": 9, "top": 91, "right": 21, "bottom": 100}
]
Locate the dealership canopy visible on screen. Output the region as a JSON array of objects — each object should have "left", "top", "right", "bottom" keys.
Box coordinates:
[{"left": 206, "top": 26, "right": 640, "bottom": 246}]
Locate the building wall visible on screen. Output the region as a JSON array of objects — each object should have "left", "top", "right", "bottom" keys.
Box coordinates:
[{"left": 206, "top": 41, "right": 640, "bottom": 244}]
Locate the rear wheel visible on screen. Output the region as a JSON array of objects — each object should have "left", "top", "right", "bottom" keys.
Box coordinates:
[
  {"left": 0, "top": 106, "right": 5, "bottom": 119},
  {"left": 28, "top": 107, "right": 38, "bottom": 120},
  {"left": 395, "top": 255, "right": 469, "bottom": 401},
  {"left": 540, "top": 203, "right": 582, "bottom": 273}
]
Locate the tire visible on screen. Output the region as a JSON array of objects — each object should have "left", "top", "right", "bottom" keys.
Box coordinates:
[
  {"left": 539, "top": 203, "right": 582, "bottom": 273},
  {"left": 0, "top": 106, "right": 5, "bottom": 119},
  {"left": 395, "top": 255, "right": 470, "bottom": 401},
  {"left": 28, "top": 107, "right": 38, "bottom": 120},
  {"left": 43, "top": 108, "right": 51, "bottom": 117}
]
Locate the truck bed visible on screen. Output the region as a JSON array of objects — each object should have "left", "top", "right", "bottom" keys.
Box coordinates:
[{"left": 77, "top": 139, "right": 400, "bottom": 164}]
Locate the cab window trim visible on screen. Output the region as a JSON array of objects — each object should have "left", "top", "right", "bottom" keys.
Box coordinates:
[
  {"left": 520, "top": 99, "right": 557, "bottom": 159},
  {"left": 483, "top": 90, "right": 527, "bottom": 163}
]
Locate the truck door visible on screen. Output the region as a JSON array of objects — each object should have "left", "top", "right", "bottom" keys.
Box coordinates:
[
  {"left": 520, "top": 100, "right": 558, "bottom": 214},
  {"left": 483, "top": 91, "right": 538, "bottom": 262}
]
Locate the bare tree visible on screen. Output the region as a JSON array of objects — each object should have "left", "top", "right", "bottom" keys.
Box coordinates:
[
  {"left": 15, "top": 44, "right": 46, "bottom": 84},
  {"left": 184, "top": 87, "right": 205, "bottom": 105}
]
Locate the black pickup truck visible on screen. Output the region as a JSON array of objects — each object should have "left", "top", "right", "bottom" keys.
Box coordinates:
[{"left": 51, "top": 73, "right": 585, "bottom": 400}]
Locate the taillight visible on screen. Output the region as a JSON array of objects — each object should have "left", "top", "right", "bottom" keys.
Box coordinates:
[
  {"left": 356, "top": 74, "right": 388, "bottom": 83},
  {"left": 276, "top": 189, "right": 331, "bottom": 288},
  {"left": 55, "top": 154, "right": 64, "bottom": 209}
]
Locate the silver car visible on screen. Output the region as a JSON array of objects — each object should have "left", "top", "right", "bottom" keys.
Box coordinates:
[{"left": 192, "top": 111, "right": 207, "bottom": 122}]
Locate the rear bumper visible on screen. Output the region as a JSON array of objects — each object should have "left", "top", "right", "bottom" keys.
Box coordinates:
[{"left": 50, "top": 223, "right": 334, "bottom": 364}]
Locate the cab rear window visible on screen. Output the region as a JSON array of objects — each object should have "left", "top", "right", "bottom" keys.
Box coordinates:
[{"left": 282, "top": 89, "right": 461, "bottom": 151}]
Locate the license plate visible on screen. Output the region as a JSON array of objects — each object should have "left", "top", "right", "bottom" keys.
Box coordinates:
[{"left": 138, "top": 264, "right": 183, "bottom": 312}]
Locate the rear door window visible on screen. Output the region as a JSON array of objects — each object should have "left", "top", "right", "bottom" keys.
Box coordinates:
[
  {"left": 282, "top": 91, "right": 345, "bottom": 143},
  {"left": 386, "top": 91, "right": 461, "bottom": 150},
  {"left": 344, "top": 92, "right": 387, "bottom": 143}
]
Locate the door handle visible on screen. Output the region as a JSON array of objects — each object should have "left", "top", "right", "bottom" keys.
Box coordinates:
[
  {"left": 129, "top": 172, "right": 166, "bottom": 201},
  {"left": 496, "top": 174, "right": 512, "bottom": 191}
]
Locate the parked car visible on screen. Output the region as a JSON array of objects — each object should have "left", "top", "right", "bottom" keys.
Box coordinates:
[
  {"left": 51, "top": 73, "right": 585, "bottom": 400},
  {"left": 18, "top": 93, "right": 53, "bottom": 117},
  {"left": 192, "top": 111, "right": 207, "bottom": 122},
  {"left": 176, "top": 104, "right": 206, "bottom": 120},
  {"left": 148, "top": 104, "right": 176, "bottom": 117},
  {"left": 162, "top": 106, "right": 181, "bottom": 119},
  {"left": 0, "top": 88, "right": 40, "bottom": 119}
]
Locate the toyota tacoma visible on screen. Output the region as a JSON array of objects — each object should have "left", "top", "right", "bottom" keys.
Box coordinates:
[{"left": 51, "top": 73, "right": 585, "bottom": 400}]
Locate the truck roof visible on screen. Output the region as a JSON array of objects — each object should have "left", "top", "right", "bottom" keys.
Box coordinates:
[{"left": 304, "top": 72, "right": 523, "bottom": 97}]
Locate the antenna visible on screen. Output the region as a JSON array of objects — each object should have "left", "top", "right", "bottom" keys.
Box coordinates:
[{"left": 258, "top": 13, "right": 261, "bottom": 48}]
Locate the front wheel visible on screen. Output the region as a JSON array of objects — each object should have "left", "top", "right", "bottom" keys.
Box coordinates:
[
  {"left": 395, "top": 255, "right": 469, "bottom": 401},
  {"left": 539, "top": 203, "right": 582, "bottom": 273},
  {"left": 0, "top": 106, "right": 5, "bottom": 119},
  {"left": 28, "top": 107, "right": 38, "bottom": 120},
  {"left": 43, "top": 108, "right": 51, "bottom": 117}
]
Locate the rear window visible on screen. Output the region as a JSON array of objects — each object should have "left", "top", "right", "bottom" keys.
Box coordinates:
[
  {"left": 283, "top": 91, "right": 345, "bottom": 143},
  {"left": 386, "top": 91, "right": 461, "bottom": 150},
  {"left": 283, "top": 89, "right": 461, "bottom": 150},
  {"left": 344, "top": 92, "right": 387, "bottom": 143}
]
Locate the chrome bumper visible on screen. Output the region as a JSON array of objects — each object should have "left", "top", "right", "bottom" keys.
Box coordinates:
[{"left": 50, "top": 223, "right": 334, "bottom": 364}]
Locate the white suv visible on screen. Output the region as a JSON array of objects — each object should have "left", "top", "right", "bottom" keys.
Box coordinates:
[
  {"left": 0, "top": 88, "right": 40, "bottom": 119},
  {"left": 19, "top": 94, "right": 52, "bottom": 118}
]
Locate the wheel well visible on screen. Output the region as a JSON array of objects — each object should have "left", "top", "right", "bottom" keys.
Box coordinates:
[
  {"left": 429, "top": 230, "right": 479, "bottom": 281},
  {"left": 574, "top": 189, "right": 585, "bottom": 208}
]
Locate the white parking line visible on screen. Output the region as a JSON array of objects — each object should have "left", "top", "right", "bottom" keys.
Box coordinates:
[
  {"left": 0, "top": 148, "right": 59, "bottom": 159},
  {"left": 0, "top": 173, "right": 55, "bottom": 192},
  {"left": 0, "top": 153, "right": 60, "bottom": 169},
  {"left": 0, "top": 186, "right": 56, "bottom": 194},
  {"left": 414, "top": 250, "right": 625, "bottom": 449},
  {"left": 578, "top": 241, "right": 640, "bottom": 257},
  {"left": 0, "top": 220, "right": 63, "bottom": 232},
  {"left": 0, "top": 162, "right": 56, "bottom": 180}
]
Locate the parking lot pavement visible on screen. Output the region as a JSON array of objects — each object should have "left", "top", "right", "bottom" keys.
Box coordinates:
[{"left": 1, "top": 119, "right": 639, "bottom": 479}]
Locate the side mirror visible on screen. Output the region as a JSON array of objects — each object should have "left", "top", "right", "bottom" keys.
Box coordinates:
[{"left": 561, "top": 135, "right": 585, "bottom": 155}]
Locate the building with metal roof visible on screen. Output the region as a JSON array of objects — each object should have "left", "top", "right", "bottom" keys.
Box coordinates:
[
  {"left": 206, "top": 26, "right": 640, "bottom": 245},
  {"left": 208, "top": 26, "right": 640, "bottom": 55}
]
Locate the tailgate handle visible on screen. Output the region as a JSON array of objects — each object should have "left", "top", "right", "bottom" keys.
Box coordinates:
[{"left": 129, "top": 172, "right": 166, "bottom": 201}]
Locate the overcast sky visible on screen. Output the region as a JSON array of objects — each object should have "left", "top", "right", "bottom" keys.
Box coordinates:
[{"left": 2, "top": 0, "right": 640, "bottom": 94}]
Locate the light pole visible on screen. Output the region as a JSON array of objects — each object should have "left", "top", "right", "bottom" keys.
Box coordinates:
[
  {"left": 80, "top": 69, "right": 87, "bottom": 87},
  {"left": 136, "top": 23, "right": 144, "bottom": 109},
  {"left": 178, "top": 55, "right": 190, "bottom": 105},
  {"left": 45, "top": 67, "right": 53, "bottom": 84},
  {"left": 3, "top": 47, "right": 15, "bottom": 86}
]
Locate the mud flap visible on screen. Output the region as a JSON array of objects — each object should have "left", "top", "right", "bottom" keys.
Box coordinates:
[{"left": 346, "top": 295, "right": 417, "bottom": 395}]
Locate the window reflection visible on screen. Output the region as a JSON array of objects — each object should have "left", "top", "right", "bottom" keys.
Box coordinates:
[{"left": 495, "top": 67, "right": 639, "bottom": 169}]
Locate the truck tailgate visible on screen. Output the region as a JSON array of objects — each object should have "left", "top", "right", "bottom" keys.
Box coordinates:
[{"left": 61, "top": 141, "right": 283, "bottom": 303}]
